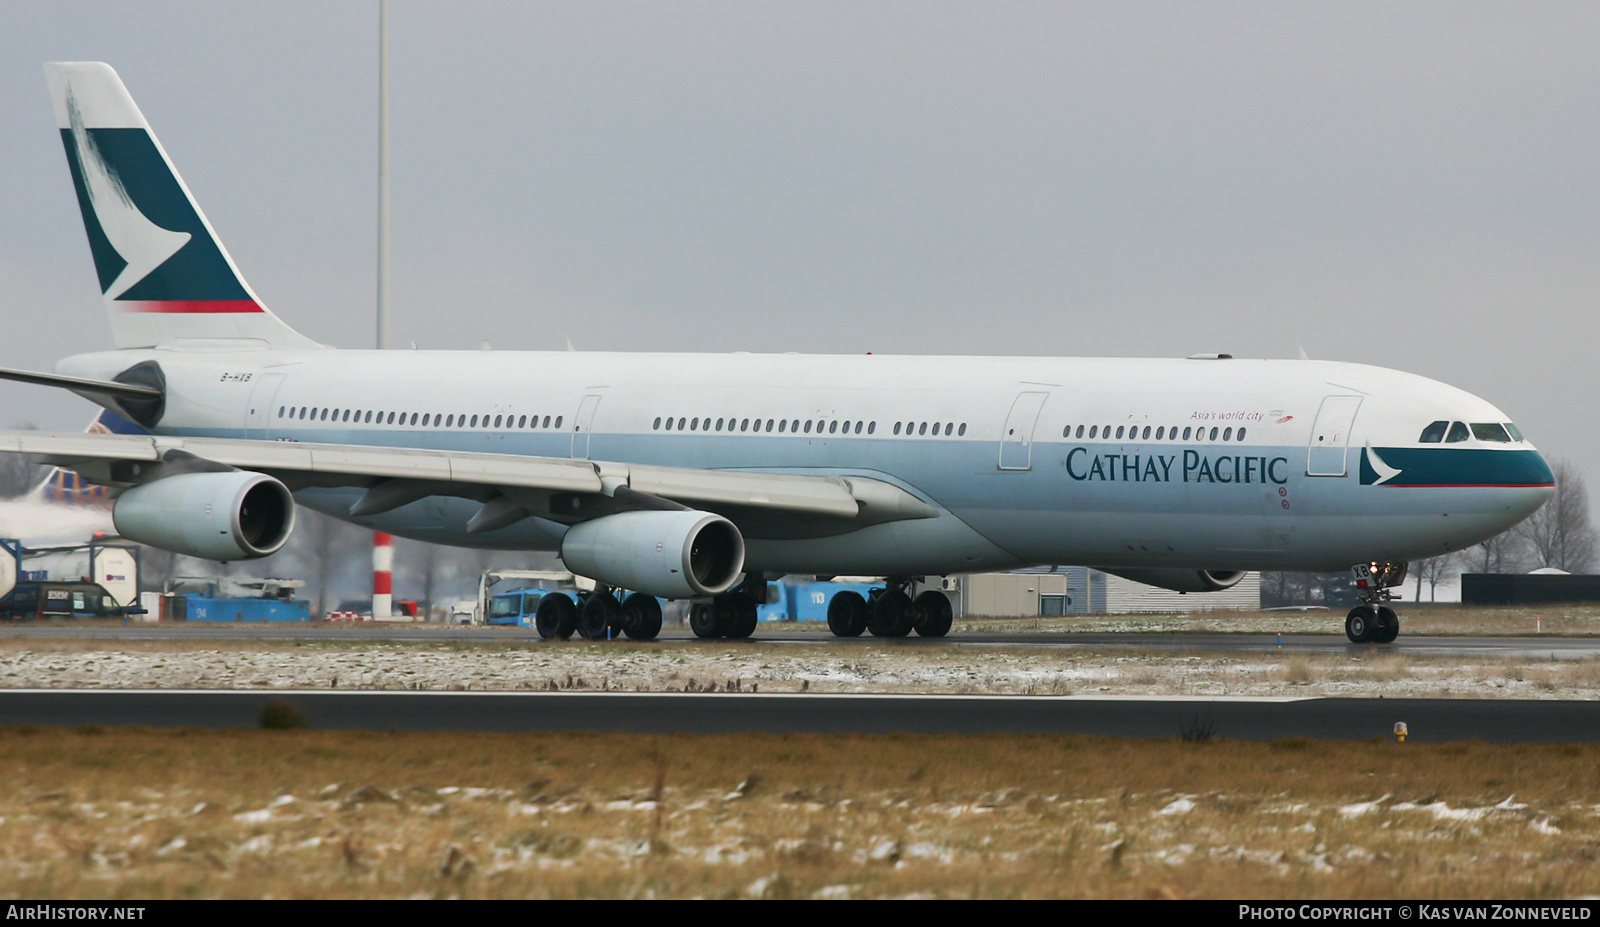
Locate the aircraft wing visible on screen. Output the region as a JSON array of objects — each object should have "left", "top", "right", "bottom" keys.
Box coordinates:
[{"left": 0, "top": 430, "right": 931, "bottom": 531}]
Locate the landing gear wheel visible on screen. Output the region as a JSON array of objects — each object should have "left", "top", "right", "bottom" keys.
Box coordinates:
[
  {"left": 827, "top": 591, "right": 867, "bottom": 637},
  {"left": 534, "top": 593, "right": 577, "bottom": 640},
  {"left": 1345, "top": 606, "right": 1379, "bottom": 644},
  {"left": 1374, "top": 606, "right": 1400, "bottom": 644},
  {"left": 689, "top": 603, "right": 722, "bottom": 639},
  {"left": 579, "top": 592, "right": 623, "bottom": 640},
  {"left": 868, "top": 589, "right": 915, "bottom": 637},
  {"left": 621, "top": 593, "right": 663, "bottom": 641},
  {"left": 722, "top": 592, "right": 759, "bottom": 640},
  {"left": 912, "top": 590, "right": 953, "bottom": 638}
]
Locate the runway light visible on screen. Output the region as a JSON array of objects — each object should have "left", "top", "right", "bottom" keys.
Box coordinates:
[{"left": 1394, "top": 722, "right": 1408, "bottom": 743}]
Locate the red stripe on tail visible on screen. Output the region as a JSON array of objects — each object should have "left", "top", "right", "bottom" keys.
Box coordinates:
[{"left": 116, "top": 300, "right": 263, "bottom": 313}]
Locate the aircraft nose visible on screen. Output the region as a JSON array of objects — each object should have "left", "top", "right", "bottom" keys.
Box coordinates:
[{"left": 1505, "top": 450, "right": 1556, "bottom": 522}]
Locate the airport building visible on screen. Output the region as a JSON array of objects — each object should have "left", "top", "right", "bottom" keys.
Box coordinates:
[{"left": 944, "top": 567, "right": 1261, "bottom": 618}]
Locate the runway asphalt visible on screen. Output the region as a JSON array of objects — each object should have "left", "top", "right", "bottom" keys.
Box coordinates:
[
  {"left": 2, "top": 623, "right": 1597, "bottom": 658},
  {"left": 2, "top": 689, "right": 1597, "bottom": 743}
]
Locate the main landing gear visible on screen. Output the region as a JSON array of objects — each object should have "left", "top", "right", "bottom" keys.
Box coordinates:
[
  {"left": 689, "top": 574, "right": 762, "bottom": 641},
  {"left": 1344, "top": 562, "right": 1407, "bottom": 645},
  {"left": 536, "top": 587, "right": 662, "bottom": 641},
  {"left": 826, "top": 579, "right": 953, "bottom": 639}
]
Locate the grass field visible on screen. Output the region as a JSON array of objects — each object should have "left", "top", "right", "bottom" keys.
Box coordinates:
[
  {"left": 5, "top": 634, "right": 1600, "bottom": 699},
  {"left": 2, "top": 727, "right": 1597, "bottom": 899}
]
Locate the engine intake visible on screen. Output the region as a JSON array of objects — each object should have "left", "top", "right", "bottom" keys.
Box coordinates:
[
  {"left": 1100, "top": 568, "right": 1247, "bottom": 593},
  {"left": 560, "top": 510, "right": 745, "bottom": 599},
  {"left": 114, "top": 471, "right": 295, "bottom": 560}
]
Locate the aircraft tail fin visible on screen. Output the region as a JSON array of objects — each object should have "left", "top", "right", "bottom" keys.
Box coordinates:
[{"left": 43, "top": 62, "right": 319, "bottom": 350}]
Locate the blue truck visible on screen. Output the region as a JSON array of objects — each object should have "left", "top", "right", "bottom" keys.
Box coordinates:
[{"left": 486, "top": 588, "right": 577, "bottom": 628}]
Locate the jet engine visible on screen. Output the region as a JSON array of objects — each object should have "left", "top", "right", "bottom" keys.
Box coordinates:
[
  {"left": 560, "top": 510, "right": 744, "bottom": 599},
  {"left": 1100, "top": 568, "right": 1247, "bottom": 593},
  {"left": 113, "top": 471, "right": 295, "bottom": 560}
]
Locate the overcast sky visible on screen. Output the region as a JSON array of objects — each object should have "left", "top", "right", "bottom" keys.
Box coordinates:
[{"left": 3, "top": 2, "right": 1598, "bottom": 517}]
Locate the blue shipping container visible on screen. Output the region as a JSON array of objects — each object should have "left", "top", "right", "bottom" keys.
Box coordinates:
[{"left": 183, "top": 596, "right": 311, "bottom": 623}]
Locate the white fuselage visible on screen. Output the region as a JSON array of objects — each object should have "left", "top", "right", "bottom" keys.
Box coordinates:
[{"left": 59, "top": 347, "right": 1553, "bottom": 577}]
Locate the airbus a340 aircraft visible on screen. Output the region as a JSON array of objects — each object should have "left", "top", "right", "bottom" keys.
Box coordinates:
[{"left": 0, "top": 63, "right": 1555, "bottom": 644}]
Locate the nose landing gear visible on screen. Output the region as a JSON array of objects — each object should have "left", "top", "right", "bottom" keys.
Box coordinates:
[{"left": 1346, "top": 562, "right": 1406, "bottom": 644}]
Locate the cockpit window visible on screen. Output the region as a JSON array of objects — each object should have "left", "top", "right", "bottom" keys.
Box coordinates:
[
  {"left": 1418, "top": 421, "right": 1448, "bottom": 443},
  {"left": 1445, "top": 421, "right": 1470, "bottom": 443},
  {"left": 1505, "top": 423, "right": 1524, "bottom": 442},
  {"left": 1471, "top": 423, "right": 1513, "bottom": 443}
]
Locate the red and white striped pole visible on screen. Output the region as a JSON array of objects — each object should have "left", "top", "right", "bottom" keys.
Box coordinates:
[{"left": 372, "top": 531, "right": 393, "bottom": 620}]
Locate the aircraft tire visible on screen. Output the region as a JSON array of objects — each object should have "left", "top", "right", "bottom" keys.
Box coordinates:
[
  {"left": 912, "top": 590, "right": 953, "bottom": 638},
  {"left": 535, "top": 593, "right": 577, "bottom": 640},
  {"left": 827, "top": 591, "right": 867, "bottom": 637},
  {"left": 723, "top": 592, "right": 759, "bottom": 640},
  {"left": 868, "top": 589, "right": 915, "bottom": 637},
  {"left": 621, "top": 593, "right": 663, "bottom": 641},
  {"left": 689, "top": 603, "right": 721, "bottom": 638},
  {"left": 1375, "top": 606, "right": 1400, "bottom": 644},
  {"left": 1345, "top": 606, "right": 1379, "bottom": 644},
  {"left": 579, "top": 592, "right": 623, "bottom": 640}
]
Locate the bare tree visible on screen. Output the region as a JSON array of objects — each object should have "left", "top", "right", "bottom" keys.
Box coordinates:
[
  {"left": 0, "top": 424, "right": 45, "bottom": 499},
  {"left": 1471, "top": 530, "right": 1526, "bottom": 574},
  {"left": 1412, "top": 553, "right": 1457, "bottom": 602},
  {"left": 1515, "top": 459, "right": 1598, "bottom": 573}
]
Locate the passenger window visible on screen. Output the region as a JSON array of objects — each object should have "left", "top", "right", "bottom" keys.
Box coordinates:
[
  {"left": 691, "top": 418, "right": 700, "bottom": 431},
  {"left": 470, "top": 415, "right": 479, "bottom": 427},
  {"left": 1419, "top": 421, "right": 1448, "bottom": 443},
  {"left": 804, "top": 420, "right": 812, "bottom": 434},
  {"left": 1446, "top": 421, "right": 1469, "bottom": 443},
  {"left": 678, "top": 417, "right": 687, "bottom": 430},
  {"left": 1075, "top": 425, "right": 1084, "bottom": 438},
  {"left": 1141, "top": 426, "right": 1150, "bottom": 440},
  {"left": 767, "top": 420, "right": 776, "bottom": 432},
  {"left": 1223, "top": 427, "right": 1232, "bottom": 441},
  {"left": 868, "top": 422, "right": 876, "bottom": 435},
  {"left": 1115, "top": 426, "right": 1124, "bottom": 439},
  {"left": 1471, "top": 423, "right": 1512, "bottom": 443},
  {"left": 1088, "top": 425, "right": 1098, "bottom": 438},
  {"left": 1209, "top": 427, "right": 1218, "bottom": 441},
  {"left": 664, "top": 418, "right": 673, "bottom": 431},
  {"left": 1237, "top": 427, "right": 1246, "bottom": 441},
  {"left": 543, "top": 416, "right": 551, "bottom": 428},
  {"left": 554, "top": 416, "right": 562, "bottom": 428},
  {"left": 894, "top": 422, "right": 902, "bottom": 435},
  {"left": 918, "top": 422, "right": 928, "bottom": 436},
  {"left": 1182, "top": 427, "right": 1192, "bottom": 440},
  {"left": 829, "top": 421, "right": 838, "bottom": 434},
  {"left": 792, "top": 420, "right": 800, "bottom": 433},
  {"left": 1155, "top": 426, "right": 1164, "bottom": 440},
  {"left": 278, "top": 406, "right": 285, "bottom": 418},
  {"left": 778, "top": 420, "right": 786, "bottom": 433},
  {"left": 517, "top": 415, "right": 525, "bottom": 428},
  {"left": 741, "top": 419, "right": 750, "bottom": 432},
  {"left": 412, "top": 413, "right": 420, "bottom": 426},
  {"left": 958, "top": 423, "right": 966, "bottom": 436}
]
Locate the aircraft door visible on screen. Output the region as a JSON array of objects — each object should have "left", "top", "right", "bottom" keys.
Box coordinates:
[
  {"left": 1306, "top": 395, "right": 1362, "bottom": 477},
  {"left": 245, "top": 373, "right": 286, "bottom": 438},
  {"left": 998, "top": 391, "right": 1050, "bottom": 470},
  {"left": 571, "top": 393, "right": 602, "bottom": 459}
]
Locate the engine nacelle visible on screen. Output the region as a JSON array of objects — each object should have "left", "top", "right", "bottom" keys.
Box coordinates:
[
  {"left": 1100, "top": 568, "right": 1247, "bottom": 593},
  {"left": 560, "top": 510, "right": 745, "bottom": 599},
  {"left": 113, "top": 471, "right": 295, "bottom": 560}
]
